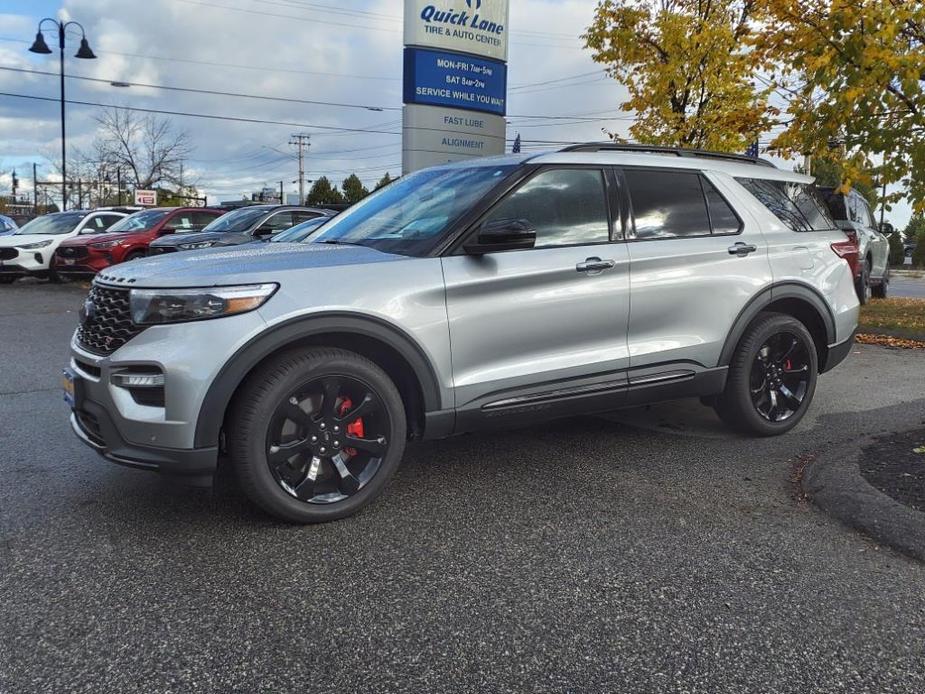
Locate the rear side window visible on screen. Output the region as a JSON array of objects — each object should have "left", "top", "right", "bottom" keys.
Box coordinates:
[
  {"left": 624, "top": 170, "right": 739, "bottom": 239},
  {"left": 484, "top": 168, "right": 610, "bottom": 248},
  {"left": 737, "top": 178, "right": 836, "bottom": 231}
]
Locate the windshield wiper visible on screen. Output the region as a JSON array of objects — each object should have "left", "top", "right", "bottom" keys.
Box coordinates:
[{"left": 317, "top": 239, "right": 361, "bottom": 246}]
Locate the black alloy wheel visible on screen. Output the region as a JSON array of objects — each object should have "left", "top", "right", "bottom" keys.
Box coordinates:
[
  {"left": 749, "top": 332, "right": 812, "bottom": 422},
  {"left": 266, "top": 375, "right": 389, "bottom": 504},
  {"left": 229, "top": 347, "right": 406, "bottom": 523},
  {"left": 713, "top": 312, "right": 818, "bottom": 436}
]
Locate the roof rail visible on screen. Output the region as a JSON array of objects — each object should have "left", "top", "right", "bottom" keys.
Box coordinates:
[{"left": 559, "top": 142, "right": 776, "bottom": 168}]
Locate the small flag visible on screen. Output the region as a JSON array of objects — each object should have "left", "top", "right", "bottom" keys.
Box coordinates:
[
  {"left": 745, "top": 140, "right": 759, "bottom": 158},
  {"left": 512, "top": 133, "right": 521, "bottom": 153}
]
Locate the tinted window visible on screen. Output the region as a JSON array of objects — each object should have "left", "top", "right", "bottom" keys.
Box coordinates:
[
  {"left": 626, "top": 170, "right": 710, "bottom": 239},
  {"left": 313, "top": 164, "right": 516, "bottom": 256},
  {"left": 484, "top": 168, "right": 609, "bottom": 248},
  {"left": 202, "top": 206, "right": 272, "bottom": 233},
  {"left": 170, "top": 213, "right": 195, "bottom": 231},
  {"left": 857, "top": 197, "right": 875, "bottom": 228},
  {"left": 259, "top": 211, "right": 295, "bottom": 232},
  {"left": 703, "top": 179, "right": 740, "bottom": 234},
  {"left": 96, "top": 215, "right": 124, "bottom": 230},
  {"left": 737, "top": 178, "right": 836, "bottom": 231},
  {"left": 13, "top": 212, "right": 86, "bottom": 236},
  {"left": 293, "top": 211, "right": 323, "bottom": 224}
]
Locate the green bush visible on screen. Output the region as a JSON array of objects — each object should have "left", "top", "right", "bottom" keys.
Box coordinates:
[
  {"left": 888, "top": 231, "right": 906, "bottom": 266},
  {"left": 913, "top": 230, "right": 925, "bottom": 268}
]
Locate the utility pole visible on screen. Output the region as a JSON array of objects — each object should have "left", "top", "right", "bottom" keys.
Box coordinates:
[
  {"left": 279, "top": 180, "right": 284, "bottom": 204},
  {"left": 32, "top": 163, "right": 37, "bottom": 214},
  {"left": 289, "top": 133, "right": 310, "bottom": 204}
]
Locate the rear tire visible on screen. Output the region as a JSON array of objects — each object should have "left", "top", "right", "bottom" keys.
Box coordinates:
[
  {"left": 872, "top": 266, "right": 889, "bottom": 299},
  {"left": 714, "top": 312, "right": 818, "bottom": 436},
  {"left": 227, "top": 347, "right": 406, "bottom": 523},
  {"left": 855, "top": 261, "right": 871, "bottom": 304}
]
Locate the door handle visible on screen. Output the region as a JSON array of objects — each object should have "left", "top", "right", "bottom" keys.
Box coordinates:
[
  {"left": 576, "top": 257, "right": 616, "bottom": 273},
  {"left": 728, "top": 242, "right": 758, "bottom": 256}
]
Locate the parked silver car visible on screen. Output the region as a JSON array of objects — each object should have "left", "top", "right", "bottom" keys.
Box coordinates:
[
  {"left": 820, "top": 187, "right": 891, "bottom": 302},
  {"left": 65, "top": 144, "right": 859, "bottom": 523}
]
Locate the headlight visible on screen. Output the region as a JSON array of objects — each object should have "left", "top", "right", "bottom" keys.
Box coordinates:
[
  {"left": 17, "top": 240, "right": 53, "bottom": 249},
  {"left": 90, "top": 239, "right": 121, "bottom": 249},
  {"left": 129, "top": 284, "right": 277, "bottom": 325},
  {"left": 178, "top": 241, "right": 215, "bottom": 250}
]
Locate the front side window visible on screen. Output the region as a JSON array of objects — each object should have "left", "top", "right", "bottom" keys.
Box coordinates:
[
  {"left": 13, "top": 212, "right": 86, "bottom": 236},
  {"left": 482, "top": 168, "right": 610, "bottom": 248},
  {"left": 737, "top": 178, "right": 837, "bottom": 231},
  {"left": 258, "top": 212, "right": 295, "bottom": 233},
  {"left": 201, "top": 207, "right": 272, "bottom": 233},
  {"left": 109, "top": 209, "right": 169, "bottom": 232},
  {"left": 313, "top": 164, "right": 517, "bottom": 256},
  {"left": 625, "top": 170, "right": 711, "bottom": 239}
]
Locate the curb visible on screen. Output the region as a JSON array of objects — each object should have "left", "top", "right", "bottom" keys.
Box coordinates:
[{"left": 802, "top": 439, "right": 925, "bottom": 561}]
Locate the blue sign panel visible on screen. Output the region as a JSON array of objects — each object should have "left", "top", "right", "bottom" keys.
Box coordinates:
[{"left": 403, "top": 46, "right": 507, "bottom": 116}]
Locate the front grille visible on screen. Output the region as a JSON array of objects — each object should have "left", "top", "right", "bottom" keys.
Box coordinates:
[
  {"left": 76, "top": 284, "right": 146, "bottom": 356},
  {"left": 57, "top": 246, "right": 88, "bottom": 259},
  {"left": 147, "top": 246, "right": 176, "bottom": 256},
  {"left": 0, "top": 248, "right": 17, "bottom": 261}
]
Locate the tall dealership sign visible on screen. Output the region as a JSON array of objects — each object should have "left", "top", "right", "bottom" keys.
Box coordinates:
[{"left": 402, "top": 0, "right": 510, "bottom": 173}]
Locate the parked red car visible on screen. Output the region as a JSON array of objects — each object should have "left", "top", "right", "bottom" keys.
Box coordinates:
[{"left": 54, "top": 207, "right": 225, "bottom": 276}]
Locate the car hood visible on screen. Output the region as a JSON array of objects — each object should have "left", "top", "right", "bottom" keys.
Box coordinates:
[
  {"left": 59, "top": 232, "right": 138, "bottom": 246},
  {"left": 96, "top": 242, "right": 407, "bottom": 288},
  {"left": 0, "top": 233, "right": 62, "bottom": 247},
  {"left": 150, "top": 231, "right": 241, "bottom": 247}
]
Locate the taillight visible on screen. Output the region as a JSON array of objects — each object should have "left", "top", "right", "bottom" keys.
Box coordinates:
[
  {"left": 830, "top": 240, "right": 856, "bottom": 259},
  {"left": 842, "top": 229, "right": 858, "bottom": 245}
]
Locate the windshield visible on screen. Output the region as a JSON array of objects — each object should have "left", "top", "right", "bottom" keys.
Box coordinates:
[
  {"left": 312, "top": 165, "right": 517, "bottom": 255},
  {"left": 272, "top": 216, "right": 329, "bottom": 243},
  {"left": 201, "top": 207, "right": 269, "bottom": 233},
  {"left": 13, "top": 212, "right": 86, "bottom": 236},
  {"left": 108, "top": 209, "right": 170, "bottom": 232}
]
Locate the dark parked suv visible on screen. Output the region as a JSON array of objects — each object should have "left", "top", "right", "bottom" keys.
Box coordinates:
[{"left": 147, "top": 205, "right": 333, "bottom": 255}]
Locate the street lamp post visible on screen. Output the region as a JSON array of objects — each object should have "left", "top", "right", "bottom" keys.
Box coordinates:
[{"left": 28, "top": 18, "right": 96, "bottom": 211}]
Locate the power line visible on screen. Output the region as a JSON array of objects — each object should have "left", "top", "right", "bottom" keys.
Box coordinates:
[
  {"left": 0, "top": 65, "right": 399, "bottom": 113},
  {"left": 0, "top": 90, "right": 403, "bottom": 135},
  {"left": 0, "top": 36, "right": 400, "bottom": 82}
]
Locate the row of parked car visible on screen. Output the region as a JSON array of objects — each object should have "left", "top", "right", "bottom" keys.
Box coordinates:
[{"left": 0, "top": 204, "right": 335, "bottom": 283}]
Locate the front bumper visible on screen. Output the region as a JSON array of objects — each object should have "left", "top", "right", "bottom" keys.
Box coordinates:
[
  {"left": 55, "top": 251, "right": 110, "bottom": 275},
  {"left": 70, "top": 408, "right": 217, "bottom": 481},
  {"left": 66, "top": 308, "right": 267, "bottom": 477},
  {"left": 0, "top": 248, "right": 51, "bottom": 273}
]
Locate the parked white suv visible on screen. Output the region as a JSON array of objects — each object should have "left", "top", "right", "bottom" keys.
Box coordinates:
[
  {"left": 0, "top": 209, "right": 127, "bottom": 282},
  {"left": 65, "top": 145, "right": 859, "bottom": 523},
  {"left": 820, "top": 187, "right": 891, "bottom": 302}
]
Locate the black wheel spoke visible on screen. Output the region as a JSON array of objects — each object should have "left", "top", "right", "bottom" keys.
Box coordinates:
[
  {"left": 331, "top": 455, "right": 361, "bottom": 494},
  {"left": 776, "top": 337, "right": 799, "bottom": 364},
  {"left": 283, "top": 401, "right": 311, "bottom": 428},
  {"left": 778, "top": 384, "right": 803, "bottom": 409},
  {"left": 293, "top": 456, "right": 323, "bottom": 498},
  {"left": 268, "top": 438, "right": 312, "bottom": 466},
  {"left": 335, "top": 392, "right": 378, "bottom": 424},
  {"left": 319, "top": 377, "right": 341, "bottom": 418},
  {"left": 344, "top": 434, "right": 387, "bottom": 457}
]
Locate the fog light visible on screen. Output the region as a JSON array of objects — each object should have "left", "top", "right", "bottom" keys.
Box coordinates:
[{"left": 112, "top": 373, "right": 165, "bottom": 388}]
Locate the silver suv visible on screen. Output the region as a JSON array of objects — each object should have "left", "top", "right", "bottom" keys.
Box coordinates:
[{"left": 65, "top": 144, "right": 860, "bottom": 523}]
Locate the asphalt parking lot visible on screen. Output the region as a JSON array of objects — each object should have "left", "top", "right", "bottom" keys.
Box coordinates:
[{"left": 2, "top": 282, "right": 925, "bottom": 693}]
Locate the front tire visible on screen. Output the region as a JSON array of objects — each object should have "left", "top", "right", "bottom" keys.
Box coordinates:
[
  {"left": 714, "top": 312, "right": 818, "bottom": 436},
  {"left": 227, "top": 347, "right": 406, "bottom": 523}
]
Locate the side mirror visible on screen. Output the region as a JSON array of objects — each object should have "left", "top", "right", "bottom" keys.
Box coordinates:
[
  {"left": 157, "top": 226, "right": 176, "bottom": 236},
  {"left": 879, "top": 222, "right": 895, "bottom": 235},
  {"left": 464, "top": 218, "right": 536, "bottom": 255},
  {"left": 253, "top": 225, "right": 274, "bottom": 238}
]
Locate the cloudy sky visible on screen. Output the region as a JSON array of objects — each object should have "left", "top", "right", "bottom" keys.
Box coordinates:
[{"left": 0, "top": 0, "right": 912, "bottom": 226}]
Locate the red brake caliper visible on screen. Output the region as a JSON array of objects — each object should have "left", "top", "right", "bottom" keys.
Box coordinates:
[{"left": 338, "top": 397, "right": 365, "bottom": 457}]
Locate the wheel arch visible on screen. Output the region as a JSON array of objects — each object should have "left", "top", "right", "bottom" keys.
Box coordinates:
[
  {"left": 194, "top": 312, "right": 443, "bottom": 449},
  {"left": 719, "top": 282, "right": 836, "bottom": 372}
]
